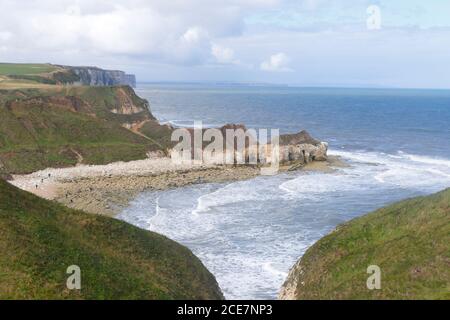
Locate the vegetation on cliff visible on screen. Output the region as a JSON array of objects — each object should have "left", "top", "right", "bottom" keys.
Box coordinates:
[
  {"left": 0, "top": 63, "right": 223, "bottom": 300},
  {"left": 0, "top": 179, "right": 223, "bottom": 299},
  {"left": 0, "top": 66, "right": 173, "bottom": 174},
  {"left": 0, "top": 63, "right": 59, "bottom": 76},
  {"left": 280, "top": 189, "right": 450, "bottom": 300},
  {"left": 0, "top": 63, "right": 135, "bottom": 87}
]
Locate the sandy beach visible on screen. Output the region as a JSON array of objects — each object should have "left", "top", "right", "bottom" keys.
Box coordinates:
[{"left": 10, "top": 156, "right": 346, "bottom": 216}]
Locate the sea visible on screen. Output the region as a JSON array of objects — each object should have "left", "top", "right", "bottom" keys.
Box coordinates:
[{"left": 117, "top": 83, "right": 450, "bottom": 299}]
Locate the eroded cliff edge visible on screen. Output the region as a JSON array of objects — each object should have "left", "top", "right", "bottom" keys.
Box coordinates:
[{"left": 65, "top": 65, "right": 137, "bottom": 87}]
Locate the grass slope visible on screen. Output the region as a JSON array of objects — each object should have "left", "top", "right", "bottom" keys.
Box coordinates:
[
  {"left": 283, "top": 189, "right": 450, "bottom": 300},
  {"left": 0, "top": 63, "right": 80, "bottom": 87},
  {"left": 0, "top": 86, "right": 172, "bottom": 174},
  {"left": 0, "top": 179, "right": 223, "bottom": 299},
  {"left": 0, "top": 63, "right": 59, "bottom": 76}
]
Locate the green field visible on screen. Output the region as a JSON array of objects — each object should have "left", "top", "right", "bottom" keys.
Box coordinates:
[
  {"left": 283, "top": 189, "right": 450, "bottom": 300},
  {"left": 0, "top": 63, "right": 59, "bottom": 76},
  {"left": 0, "top": 179, "right": 223, "bottom": 299}
]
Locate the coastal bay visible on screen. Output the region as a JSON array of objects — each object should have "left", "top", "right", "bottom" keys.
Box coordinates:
[{"left": 2, "top": 74, "right": 449, "bottom": 299}]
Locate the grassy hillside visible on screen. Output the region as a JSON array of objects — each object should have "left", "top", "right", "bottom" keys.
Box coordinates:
[
  {"left": 0, "top": 63, "right": 173, "bottom": 174},
  {"left": 0, "top": 85, "right": 173, "bottom": 174},
  {"left": 0, "top": 63, "right": 59, "bottom": 76},
  {"left": 0, "top": 179, "right": 223, "bottom": 299},
  {"left": 0, "top": 63, "right": 82, "bottom": 87},
  {"left": 280, "top": 189, "right": 450, "bottom": 300}
]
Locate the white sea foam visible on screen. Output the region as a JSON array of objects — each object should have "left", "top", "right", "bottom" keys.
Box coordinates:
[
  {"left": 192, "top": 178, "right": 277, "bottom": 215},
  {"left": 118, "top": 149, "right": 450, "bottom": 300},
  {"left": 329, "top": 149, "right": 450, "bottom": 190},
  {"left": 279, "top": 171, "right": 371, "bottom": 197},
  {"left": 160, "top": 119, "right": 222, "bottom": 129},
  {"left": 403, "top": 153, "right": 450, "bottom": 167},
  {"left": 262, "top": 262, "right": 288, "bottom": 278}
]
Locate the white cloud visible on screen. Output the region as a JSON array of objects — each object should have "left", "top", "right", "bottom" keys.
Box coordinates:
[
  {"left": 0, "top": 0, "right": 449, "bottom": 87},
  {"left": 211, "top": 44, "right": 239, "bottom": 64},
  {"left": 0, "top": 0, "right": 279, "bottom": 66},
  {"left": 0, "top": 31, "right": 12, "bottom": 41},
  {"left": 260, "top": 52, "right": 292, "bottom": 72},
  {"left": 182, "top": 27, "right": 208, "bottom": 44}
]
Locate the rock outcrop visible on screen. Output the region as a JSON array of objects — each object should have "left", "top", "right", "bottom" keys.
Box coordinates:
[
  {"left": 279, "top": 130, "right": 328, "bottom": 163},
  {"left": 179, "top": 125, "right": 328, "bottom": 167},
  {"left": 61, "top": 66, "right": 136, "bottom": 87},
  {"left": 278, "top": 259, "right": 303, "bottom": 300},
  {"left": 109, "top": 87, "right": 150, "bottom": 115}
]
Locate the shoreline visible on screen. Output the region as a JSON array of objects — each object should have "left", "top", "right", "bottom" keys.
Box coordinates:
[{"left": 10, "top": 156, "right": 347, "bottom": 217}]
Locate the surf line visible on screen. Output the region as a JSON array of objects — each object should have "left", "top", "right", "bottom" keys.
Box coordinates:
[{"left": 148, "top": 195, "right": 162, "bottom": 230}]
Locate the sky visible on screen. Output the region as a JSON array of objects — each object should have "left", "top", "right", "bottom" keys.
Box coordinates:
[{"left": 0, "top": 0, "right": 450, "bottom": 88}]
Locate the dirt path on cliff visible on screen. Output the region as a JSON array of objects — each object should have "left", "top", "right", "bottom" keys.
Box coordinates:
[
  {"left": 70, "top": 148, "right": 84, "bottom": 165},
  {"left": 126, "top": 119, "right": 165, "bottom": 150}
]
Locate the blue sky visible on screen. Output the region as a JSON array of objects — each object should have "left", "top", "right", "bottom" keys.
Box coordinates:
[
  {"left": 246, "top": 0, "right": 450, "bottom": 29},
  {"left": 0, "top": 0, "right": 449, "bottom": 88}
]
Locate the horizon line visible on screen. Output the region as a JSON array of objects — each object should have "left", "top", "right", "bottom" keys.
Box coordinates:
[{"left": 137, "top": 81, "right": 450, "bottom": 91}]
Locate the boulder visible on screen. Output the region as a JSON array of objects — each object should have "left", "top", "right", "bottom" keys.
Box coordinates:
[{"left": 279, "top": 131, "right": 328, "bottom": 163}]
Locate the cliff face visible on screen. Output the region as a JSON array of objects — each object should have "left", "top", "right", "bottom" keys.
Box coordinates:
[
  {"left": 64, "top": 66, "right": 136, "bottom": 87},
  {"left": 278, "top": 130, "right": 328, "bottom": 163}
]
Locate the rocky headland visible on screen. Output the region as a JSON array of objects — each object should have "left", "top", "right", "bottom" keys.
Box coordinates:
[{"left": 64, "top": 65, "right": 137, "bottom": 87}]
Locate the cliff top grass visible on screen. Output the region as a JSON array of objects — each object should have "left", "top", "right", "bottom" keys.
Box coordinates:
[
  {"left": 0, "top": 179, "right": 223, "bottom": 299},
  {"left": 0, "top": 63, "right": 76, "bottom": 89},
  {"left": 0, "top": 63, "right": 59, "bottom": 76},
  {"left": 283, "top": 188, "right": 450, "bottom": 300},
  {"left": 0, "top": 64, "right": 59, "bottom": 90}
]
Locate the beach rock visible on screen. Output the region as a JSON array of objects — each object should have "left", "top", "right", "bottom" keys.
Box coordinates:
[
  {"left": 278, "top": 259, "right": 303, "bottom": 300},
  {"left": 146, "top": 150, "right": 166, "bottom": 159},
  {"left": 279, "top": 130, "right": 320, "bottom": 146},
  {"left": 279, "top": 131, "right": 328, "bottom": 164},
  {"left": 310, "top": 142, "right": 328, "bottom": 161},
  {"left": 180, "top": 126, "right": 328, "bottom": 166}
]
